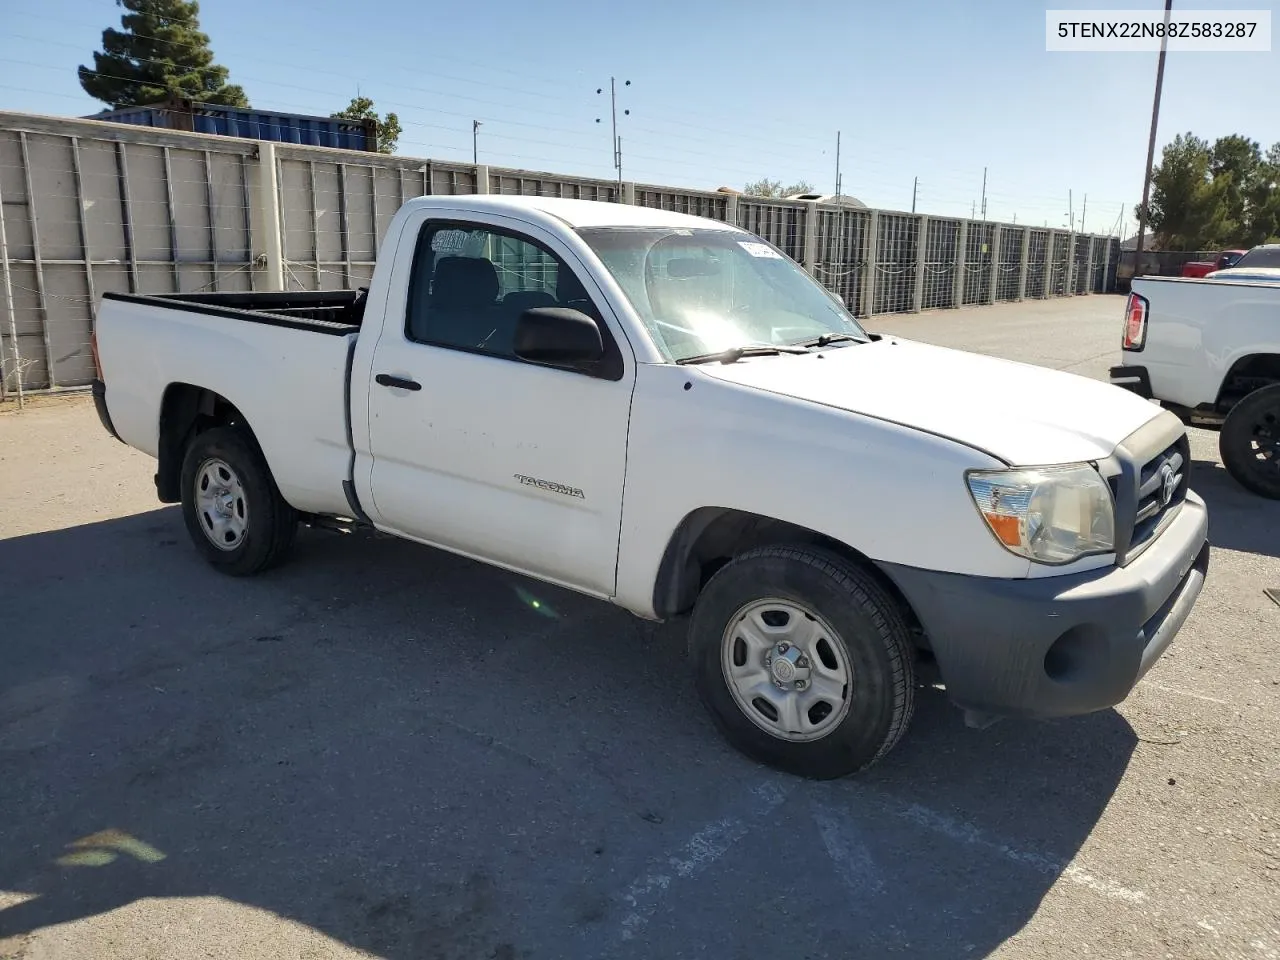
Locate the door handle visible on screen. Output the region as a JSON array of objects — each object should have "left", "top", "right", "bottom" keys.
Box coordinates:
[{"left": 375, "top": 373, "right": 421, "bottom": 391}]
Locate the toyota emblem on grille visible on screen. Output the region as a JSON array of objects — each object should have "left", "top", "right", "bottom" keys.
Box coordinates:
[{"left": 1159, "top": 462, "right": 1178, "bottom": 506}]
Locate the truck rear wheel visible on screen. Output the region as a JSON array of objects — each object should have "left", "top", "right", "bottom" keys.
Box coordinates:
[
  {"left": 1219, "top": 383, "right": 1280, "bottom": 500},
  {"left": 180, "top": 427, "right": 297, "bottom": 575},
  {"left": 688, "top": 544, "right": 916, "bottom": 779}
]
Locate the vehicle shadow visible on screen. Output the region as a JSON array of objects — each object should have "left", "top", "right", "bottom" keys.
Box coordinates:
[
  {"left": 1188, "top": 456, "right": 1280, "bottom": 560},
  {"left": 0, "top": 509, "right": 1137, "bottom": 959}
]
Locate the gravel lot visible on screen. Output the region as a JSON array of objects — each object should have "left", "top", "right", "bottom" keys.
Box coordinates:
[{"left": 1, "top": 294, "right": 1278, "bottom": 960}]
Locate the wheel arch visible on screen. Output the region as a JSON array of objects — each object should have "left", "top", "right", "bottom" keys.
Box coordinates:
[
  {"left": 157, "top": 383, "right": 268, "bottom": 503},
  {"left": 1215, "top": 352, "right": 1280, "bottom": 412},
  {"left": 651, "top": 506, "right": 924, "bottom": 639}
]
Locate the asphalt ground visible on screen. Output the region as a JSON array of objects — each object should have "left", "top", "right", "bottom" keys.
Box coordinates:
[{"left": 1, "top": 293, "right": 1277, "bottom": 960}]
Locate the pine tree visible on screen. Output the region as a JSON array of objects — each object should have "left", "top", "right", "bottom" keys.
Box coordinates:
[{"left": 79, "top": 0, "right": 248, "bottom": 109}]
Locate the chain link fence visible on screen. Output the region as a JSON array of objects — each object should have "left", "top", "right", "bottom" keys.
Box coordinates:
[{"left": 0, "top": 110, "right": 1121, "bottom": 396}]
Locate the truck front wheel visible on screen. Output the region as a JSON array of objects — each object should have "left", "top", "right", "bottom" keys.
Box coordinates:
[
  {"left": 1219, "top": 383, "right": 1280, "bottom": 500},
  {"left": 179, "top": 427, "right": 298, "bottom": 575},
  {"left": 688, "top": 544, "right": 916, "bottom": 779}
]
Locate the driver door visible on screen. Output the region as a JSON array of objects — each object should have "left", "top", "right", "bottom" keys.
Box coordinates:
[{"left": 363, "top": 212, "right": 636, "bottom": 597}]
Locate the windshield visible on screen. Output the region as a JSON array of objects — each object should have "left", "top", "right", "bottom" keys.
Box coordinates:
[
  {"left": 1233, "top": 247, "right": 1280, "bottom": 270},
  {"left": 577, "top": 226, "right": 868, "bottom": 362}
]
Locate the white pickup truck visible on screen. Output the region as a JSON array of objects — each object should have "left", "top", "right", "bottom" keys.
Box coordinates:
[
  {"left": 93, "top": 195, "right": 1210, "bottom": 779},
  {"left": 1110, "top": 274, "right": 1280, "bottom": 499}
]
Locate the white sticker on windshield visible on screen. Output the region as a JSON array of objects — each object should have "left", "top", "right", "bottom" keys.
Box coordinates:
[
  {"left": 738, "top": 241, "right": 782, "bottom": 259},
  {"left": 431, "top": 229, "right": 472, "bottom": 253}
]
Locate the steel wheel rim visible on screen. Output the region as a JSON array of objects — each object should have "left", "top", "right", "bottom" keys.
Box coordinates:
[
  {"left": 720, "top": 597, "right": 853, "bottom": 743},
  {"left": 195, "top": 458, "right": 249, "bottom": 551},
  {"left": 1247, "top": 405, "right": 1280, "bottom": 471}
]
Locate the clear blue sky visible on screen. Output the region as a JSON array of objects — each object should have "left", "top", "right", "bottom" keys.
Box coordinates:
[{"left": 1, "top": 0, "right": 1276, "bottom": 235}]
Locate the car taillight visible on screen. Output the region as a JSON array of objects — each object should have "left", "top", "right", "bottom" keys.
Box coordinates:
[{"left": 1122, "top": 293, "right": 1148, "bottom": 350}]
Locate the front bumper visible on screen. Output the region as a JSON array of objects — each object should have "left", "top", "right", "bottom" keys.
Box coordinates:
[
  {"left": 1109, "top": 364, "right": 1153, "bottom": 399},
  {"left": 877, "top": 492, "right": 1209, "bottom": 718}
]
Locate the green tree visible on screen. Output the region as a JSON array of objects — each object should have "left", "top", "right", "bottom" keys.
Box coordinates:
[
  {"left": 744, "top": 178, "right": 816, "bottom": 198},
  {"left": 1144, "top": 133, "right": 1231, "bottom": 249},
  {"left": 1142, "top": 132, "right": 1280, "bottom": 249},
  {"left": 79, "top": 0, "right": 248, "bottom": 109},
  {"left": 1209, "top": 134, "right": 1262, "bottom": 240},
  {"left": 1243, "top": 142, "right": 1280, "bottom": 244},
  {"left": 331, "top": 96, "right": 401, "bottom": 155}
]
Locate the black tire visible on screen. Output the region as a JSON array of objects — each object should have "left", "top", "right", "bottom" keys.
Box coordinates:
[
  {"left": 1219, "top": 384, "right": 1280, "bottom": 500},
  {"left": 180, "top": 426, "right": 298, "bottom": 575},
  {"left": 688, "top": 544, "right": 915, "bottom": 780}
]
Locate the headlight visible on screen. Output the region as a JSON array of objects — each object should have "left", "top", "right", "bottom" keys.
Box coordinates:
[{"left": 966, "top": 464, "right": 1115, "bottom": 564}]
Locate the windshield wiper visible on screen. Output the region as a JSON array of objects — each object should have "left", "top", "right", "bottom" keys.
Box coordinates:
[
  {"left": 677, "top": 344, "right": 811, "bottom": 365},
  {"left": 796, "top": 332, "right": 867, "bottom": 348}
]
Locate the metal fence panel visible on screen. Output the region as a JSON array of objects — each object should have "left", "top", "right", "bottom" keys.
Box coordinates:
[
  {"left": 633, "top": 186, "right": 729, "bottom": 222},
  {"left": 963, "top": 223, "right": 994, "bottom": 305},
  {"left": 429, "top": 163, "right": 477, "bottom": 197},
  {"left": 491, "top": 170, "right": 617, "bottom": 202},
  {"left": 1105, "top": 238, "right": 1120, "bottom": 293},
  {"left": 996, "top": 227, "right": 1023, "bottom": 301},
  {"left": 921, "top": 218, "right": 959, "bottom": 310},
  {"left": 0, "top": 119, "right": 259, "bottom": 394},
  {"left": 873, "top": 213, "right": 918, "bottom": 314},
  {"left": 814, "top": 208, "right": 869, "bottom": 315},
  {"left": 1073, "top": 236, "right": 1091, "bottom": 295},
  {"left": 1049, "top": 233, "right": 1071, "bottom": 296},
  {"left": 0, "top": 111, "right": 1122, "bottom": 395},
  {"left": 1026, "top": 230, "right": 1049, "bottom": 298},
  {"left": 737, "top": 199, "right": 805, "bottom": 262}
]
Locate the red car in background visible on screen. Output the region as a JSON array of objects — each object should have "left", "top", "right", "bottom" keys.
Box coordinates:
[{"left": 1181, "top": 249, "right": 1248, "bottom": 278}]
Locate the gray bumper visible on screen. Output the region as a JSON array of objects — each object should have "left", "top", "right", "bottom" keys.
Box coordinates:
[{"left": 877, "top": 492, "right": 1210, "bottom": 718}]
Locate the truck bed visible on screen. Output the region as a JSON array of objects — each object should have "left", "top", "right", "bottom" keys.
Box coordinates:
[
  {"left": 101, "top": 289, "right": 366, "bottom": 334},
  {"left": 96, "top": 288, "right": 362, "bottom": 519}
]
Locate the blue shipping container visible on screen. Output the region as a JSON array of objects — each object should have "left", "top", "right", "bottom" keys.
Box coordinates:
[{"left": 85, "top": 97, "right": 378, "bottom": 152}]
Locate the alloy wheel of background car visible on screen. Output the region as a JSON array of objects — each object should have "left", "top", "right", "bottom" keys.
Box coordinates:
[{"left": 1220, "top": 384, "right": 1280, "bottom": 500}]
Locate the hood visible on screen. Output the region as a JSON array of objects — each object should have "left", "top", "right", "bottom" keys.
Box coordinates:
[{"left": 693, "top": 337, "right": 1164, "bottom": 465}]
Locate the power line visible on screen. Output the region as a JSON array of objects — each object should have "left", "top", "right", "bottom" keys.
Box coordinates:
[
  {"left": 7, "top": 13, "right": 841, "bottom": 156},
  {"left": 5, "top": 29, "right": 1133, "bottom": 213},
  {"left": 4, "top": 61, "right": 1001, "bottom": 200},
  {"left": 0, "top": 62, "right": 1128, "bottom": 224}
]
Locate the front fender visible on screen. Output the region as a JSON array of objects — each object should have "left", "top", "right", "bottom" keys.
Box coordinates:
[{"left": 613, "top": 365, "right": 1028, "bottom": 619}]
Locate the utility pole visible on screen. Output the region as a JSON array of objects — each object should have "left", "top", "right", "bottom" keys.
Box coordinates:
[
  {"left": 472, "top": 120, "right": 481, "bottom": 164},
  {"left": 834, "top": 131, "right": 842, "bottom": 199},
  {"left": 1068, "top": 189, "right": 1074, "bottom": 232},
  {"left": 911, "top": 176, "right": 918, "bottom": 214},
  {"left": 1135, "top": 0, "right": 1174, "bottom": 274},
  {"left": 1080, "top": 193, "right": 1087, "bottom": 234},
  {"left": 980, "top": 166, "right": 988, "bottom": 220},
  {"left": 596, "top": 78, "right": 631, "bottom": 194},
  {"left": 972, "top": 200, "right": 976, "bottom": 219}
]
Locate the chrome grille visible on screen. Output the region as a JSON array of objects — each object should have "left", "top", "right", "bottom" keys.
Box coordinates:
[
  {"left": 1102, "top": 412, "right": 1190, "bottom": 565},
  {"left": 1131, "top": 435, "right": 1189, "bottom": 550}
]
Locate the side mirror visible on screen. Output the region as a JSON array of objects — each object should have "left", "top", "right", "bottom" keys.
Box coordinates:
[{"left": 514, "top": 307, "right": 603, "bottom": 367}]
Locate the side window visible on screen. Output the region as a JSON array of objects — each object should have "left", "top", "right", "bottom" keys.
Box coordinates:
[{"left": 405, "top": 222, "right": 600, "bottom": 358}]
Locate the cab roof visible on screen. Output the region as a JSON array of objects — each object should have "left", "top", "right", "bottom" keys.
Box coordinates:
[{"left": 402, "top": 194, "right": 747, "bottom": 233}]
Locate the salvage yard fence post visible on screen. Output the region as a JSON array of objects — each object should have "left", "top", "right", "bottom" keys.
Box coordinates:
[
  {"left": 255, "top": 142, "right": 284, "bottom": 291},
  {"left": 953, "top": 220, "right": 968, "bottom": 310},
  {"left": 912, "top": 215, "right": 928, "bottom": 313}
]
